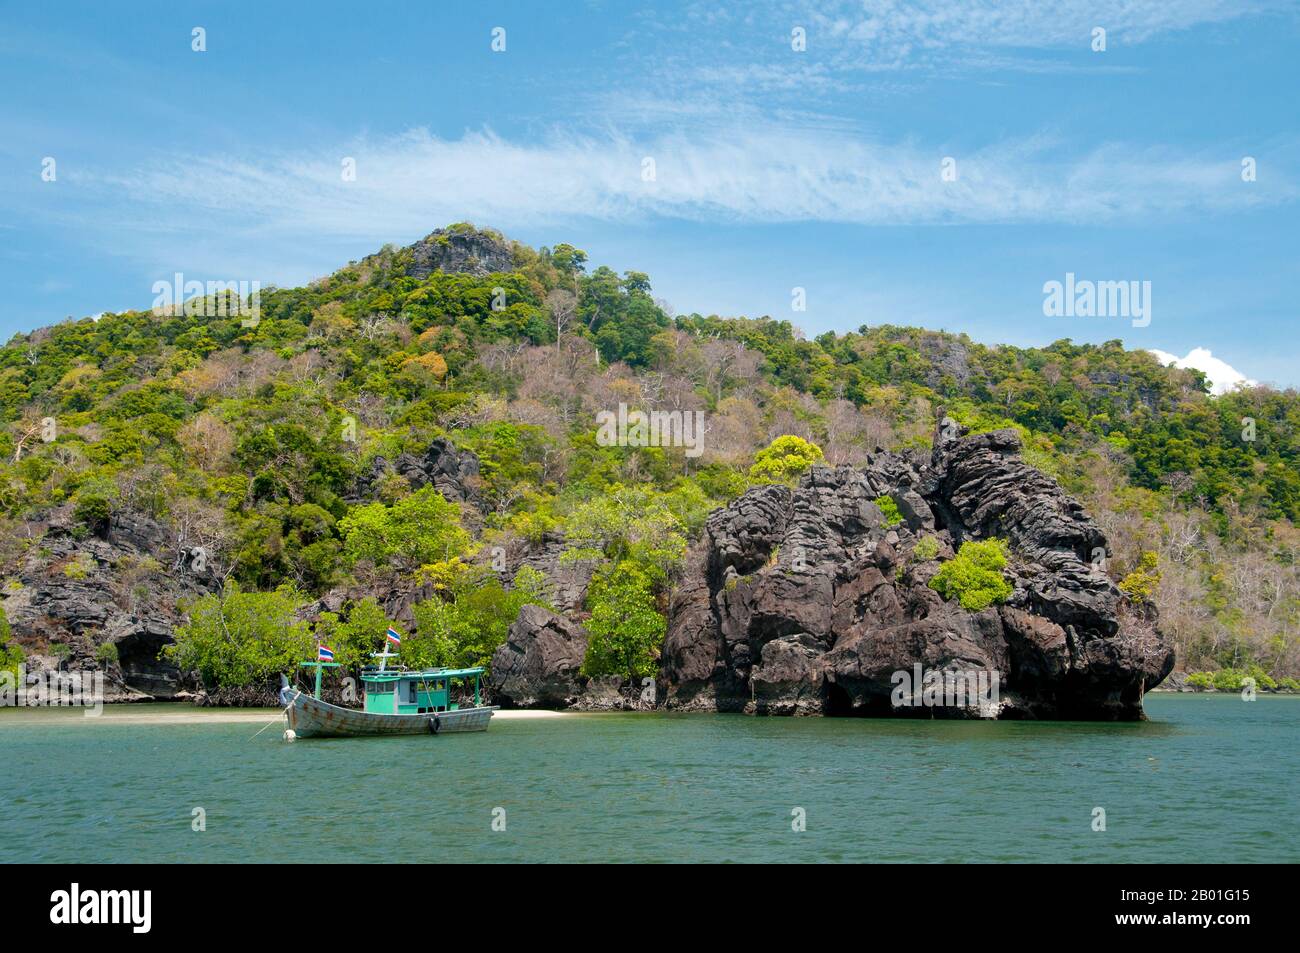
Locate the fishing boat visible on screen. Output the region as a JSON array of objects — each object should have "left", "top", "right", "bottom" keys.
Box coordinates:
[{"left": 279, "top": 638, "right": 497, "bottom": 739}]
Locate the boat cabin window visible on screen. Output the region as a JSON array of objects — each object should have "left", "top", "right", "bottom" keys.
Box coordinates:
[
  {"left": 406, "top": 682, "right": 418, "bottom": 703},
  {"left": 366, "top": 680, "right": 393, "bottom": 693}
]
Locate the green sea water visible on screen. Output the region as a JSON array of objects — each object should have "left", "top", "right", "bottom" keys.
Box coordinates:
[{"left": 1, "top": 694, "right": 1295, "bottom": 863}]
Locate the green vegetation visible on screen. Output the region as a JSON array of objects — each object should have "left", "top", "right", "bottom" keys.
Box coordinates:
[
  {"left": 310, "top": 597, "right": 397, "bottom": 670},
  {"left": 912, "top": 535, "right": 940, "bottom": 562},
  {"left": 62, "top": 553, "right": 93, "bottom": 579},
  {"left": 929, "top": 538, "right": 1014, "bottom": 611},
  {"left": 749, "top": 435, "right": 824, "bottom": 483},
  {"left": 167, "top": 583, "right": 314, "bottom": 687},
  {"left": 1118, "top": 551, "right": 1161, "bottom": 604},
  {"left": 0, "top": 224, "right": 1296, "bottom": 685},
  {"left": 74, "top": 494, "right": 111, "bottom": 534},
  {"left": 0, "top": 604, "right": 22, "bottom": 680},
  {"left": 582, "top": 561, "right": 665, "bottom": 680},
  {"left": 409, "top": 566, "right": 549, "bottom": 670},
  {"left": 874, "top": 495, "right": 903, "bottom": 527},
  {"left": 1185, "top": 665, "right": 1289, "bottom": 692},
  {"left": 339, "top": 485, "right": 472, "bottom": 574}
]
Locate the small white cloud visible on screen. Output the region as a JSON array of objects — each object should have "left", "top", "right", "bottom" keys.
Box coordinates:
[{"left": 1149, "top": 347, "right": 1256, "bottom": 395}]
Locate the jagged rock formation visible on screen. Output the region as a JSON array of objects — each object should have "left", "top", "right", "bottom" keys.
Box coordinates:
[
  {"left": 660, "top": 420, "right": 1174, "bottom": 720},
  {"left": 403, "top": 226, "right": 516, "bottom": 279},
  {"left": 1, "top": 509, "right": 217, "bottom": 700},
  {"left": 917, "top": 333, "right": 979, "bottom": 392},
  {"left": 350, "top": 436, "right": 483, "bottom": 510},
  {"left": 5, "top": 435, "right": 488, "bottom": 703},
  {"left": 503, "top": 532, "right": 598, "bottom": 614},
  {"left": 488, "top": 605, "right": 588, "bottom": 708}
]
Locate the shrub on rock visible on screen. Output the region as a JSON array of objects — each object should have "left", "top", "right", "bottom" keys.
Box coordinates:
[
  {"left": 749, "top": 435, "right": 824, "bottom": 484},
  {"left": 928, "top": 538, "right": 1013, "bottom": 611}
]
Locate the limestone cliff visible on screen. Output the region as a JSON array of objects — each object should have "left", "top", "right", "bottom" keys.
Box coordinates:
[{"left": 657, "top": 420, "right": 1173, "bottom": 719}]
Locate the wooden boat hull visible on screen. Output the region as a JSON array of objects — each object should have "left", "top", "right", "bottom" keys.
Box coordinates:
[{"left": 281, "top": 688, "right": 497, "bottom": 739}]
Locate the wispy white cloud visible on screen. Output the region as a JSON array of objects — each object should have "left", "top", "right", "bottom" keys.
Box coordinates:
[
  {"left": 807, "top": 0, "right": 1285, "bottom": 64},
  {"left": 70, "top": 124, "right": 1294, "bottom": 257},
  {"left": 632, "top": 0, "right": 1291, "bottom": 91}
]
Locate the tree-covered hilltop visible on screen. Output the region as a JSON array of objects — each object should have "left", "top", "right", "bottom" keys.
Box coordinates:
[{"left": 1, "top": 223, "right": 1296, "bottom": 693}]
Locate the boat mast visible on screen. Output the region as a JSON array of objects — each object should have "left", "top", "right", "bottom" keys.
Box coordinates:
[
  {"left": 372, "top": 646, "right": 399, "bottom": 672},
  {"left": 298, "top": 659, "right": 340, "bottom": 699}
]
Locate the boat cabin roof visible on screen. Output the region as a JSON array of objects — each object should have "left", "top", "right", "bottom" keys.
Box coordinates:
[{"left": 360, "top": 666, "right": 484, "bottom": 683}]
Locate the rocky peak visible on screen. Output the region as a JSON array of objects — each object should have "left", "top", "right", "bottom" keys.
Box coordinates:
[{"left": 403, "top": 225, "right": 516, "bottom": 279}]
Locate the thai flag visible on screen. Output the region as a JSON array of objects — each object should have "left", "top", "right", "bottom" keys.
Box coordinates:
[
  {"left": 385, "top": 628, "right": 402, "bottom": 646},
  {"left": 317, "top": 644, "right": 335, "bottom": 662}
]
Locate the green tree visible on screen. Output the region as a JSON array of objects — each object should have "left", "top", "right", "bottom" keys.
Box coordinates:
[
  {"left": 582, "top": 561, "right": 665, "bottom": 680},
  {"left": 1118, "top": 551, "right": 1161, "bottom": 604},
  {"left": 550, "top": 243, "right": 588, "bottom": 276},
  {"left": 338, "top": 485, "right": 471, "bottom": 573},
  {"left": 409, "top": 566, "right": 550, "bottom": 671},
  {"left": 312, "top": 597, "right": 396, "bottom": 669},
  {"left": 0, "top": 604, "right": 22, "bottom": 681},
  {"left": 749, "top": 435, "right": 824, "bottom": 484},
  {"left": 561, "top": 483, "right": 700, "bottom": 584},
  {"left": 167, "top": 582, "right": 313, "bottom": 687},
  {"left": 74, "top": 493, "right": 112, "bottom": 535}
]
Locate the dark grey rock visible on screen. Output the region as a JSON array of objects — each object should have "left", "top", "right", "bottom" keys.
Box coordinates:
[
  {"left": 351, "top": 437, "right": 483, "bottom": 512},
  {"left": 403, "top": 226, "right": 516, "bottom": 279},
  {"left": 2, "top": 508, "right": 215, "bottom": 699},
  {"left": 487, "top": 604, "right": 588, "bottom": 708},
  {"left": 660, "top": 419, "right": 1175, "bottom": 720},
  {"left": 505, "top": 532, "right": 599, "bottom": 614}
]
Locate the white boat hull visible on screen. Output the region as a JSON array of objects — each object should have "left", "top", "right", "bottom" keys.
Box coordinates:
[{"left": 280, "top": 688, "right": 497, "bottom": 739}]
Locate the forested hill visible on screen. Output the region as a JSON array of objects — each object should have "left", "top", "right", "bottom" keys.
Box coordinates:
[{"left": 1, "top": 223, "right": 1297, "bottom": 691}]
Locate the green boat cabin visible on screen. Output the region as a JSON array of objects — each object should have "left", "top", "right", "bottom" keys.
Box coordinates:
[{"left": 360, "top": 667, "right": 484, "bottom": 715}]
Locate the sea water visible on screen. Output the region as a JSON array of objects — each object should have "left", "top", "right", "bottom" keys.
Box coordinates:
[{"left": 1, "top": 695, "right": 1295, "bottom": 863}]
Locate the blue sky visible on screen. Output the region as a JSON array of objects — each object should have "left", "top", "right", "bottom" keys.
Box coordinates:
[{"left": 2, "top": 1, "right": 1297, "bottom": 386}]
